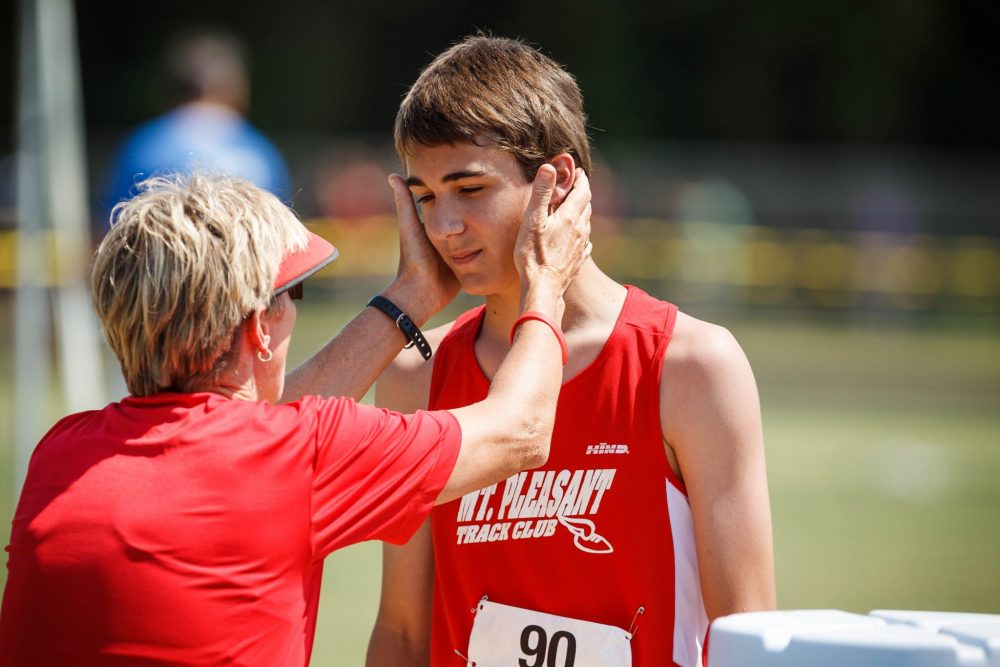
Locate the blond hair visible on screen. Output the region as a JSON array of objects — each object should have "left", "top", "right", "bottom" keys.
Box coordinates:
[
  {"left": 92, "top": 173, "right": 308, "bottom": 396},
  {"left": 395, "top": 35, "right": 592, "bottom": 180}
]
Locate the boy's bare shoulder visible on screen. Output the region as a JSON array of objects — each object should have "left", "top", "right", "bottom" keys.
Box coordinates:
[
  {"left": 376, "top": 321, "right": 457, "bottom": 411},
  {"left": 659, "top": 309, "right": 762, "bottom": 469},
  {"left": 665, "top": 310, "right": 747, "bottom": 374}
]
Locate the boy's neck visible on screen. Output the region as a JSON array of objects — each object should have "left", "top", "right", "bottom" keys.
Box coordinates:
[{"left": 479, "top": 259, "right": 625, "bottom": 344}]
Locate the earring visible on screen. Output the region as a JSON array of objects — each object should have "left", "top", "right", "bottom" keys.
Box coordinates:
[{"left": 257, "top": 348, "right": 273, "bottom": 363}]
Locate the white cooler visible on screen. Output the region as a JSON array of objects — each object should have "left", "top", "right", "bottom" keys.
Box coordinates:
[{"left": 708, "top": 609, "right": 1000, "bottom": 667}]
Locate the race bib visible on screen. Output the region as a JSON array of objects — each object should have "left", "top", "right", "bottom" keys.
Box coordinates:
[{"left": 466, "top": 599, "right": 633, "bottom": 667}]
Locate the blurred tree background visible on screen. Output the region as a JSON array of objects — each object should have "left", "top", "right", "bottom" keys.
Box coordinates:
[
  {"left": 2, "top": 0, "right": 998, "bottom": 246},
  {"left": 52, "top": 1, "right": 1000, "bottom": 145},
  {"left": 2, "top": 1, "right": 999, "bottom": 235}
]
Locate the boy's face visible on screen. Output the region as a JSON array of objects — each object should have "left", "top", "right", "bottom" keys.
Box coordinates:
[{"left": 405, "top": 142, "right": 533, "bottom": 297}]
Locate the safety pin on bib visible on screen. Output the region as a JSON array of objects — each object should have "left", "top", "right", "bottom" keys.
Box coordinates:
[
  {"left": 455, "top": 596, "right": 490, "bottom": 665},
  {"left": 627, "top": 606, "right": 646, "bottom": 640}
]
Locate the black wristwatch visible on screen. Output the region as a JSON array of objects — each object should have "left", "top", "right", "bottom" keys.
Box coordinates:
[{"left": 367, "top": 295, "right": 432, "bottom": 360}]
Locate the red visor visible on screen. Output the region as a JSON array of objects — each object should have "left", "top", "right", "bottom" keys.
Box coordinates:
[{"left": 272, "top": 231, "right": 338, "bottom": 294}]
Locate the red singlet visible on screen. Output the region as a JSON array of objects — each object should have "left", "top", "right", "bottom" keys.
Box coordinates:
[{"left": 428, "top": 286, "right": 708, "bottom": 667}]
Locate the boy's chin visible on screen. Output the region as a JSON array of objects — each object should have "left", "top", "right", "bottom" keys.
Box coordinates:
[
  {"left": 456, "top": 267, "right": 522, "bottom": 298},
  {"left": 459, "top": 276, "right": 506, "bottom": 298},
  {"left": 460, "top": 283, "right": 493, "bottom": 297}
]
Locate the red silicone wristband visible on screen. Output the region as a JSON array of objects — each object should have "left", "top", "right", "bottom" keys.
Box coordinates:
[{"left": 509, "top": 311, "right": 568, "bottom": 365}]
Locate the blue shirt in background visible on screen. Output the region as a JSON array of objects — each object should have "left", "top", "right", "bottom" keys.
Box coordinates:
[{"left": 101, "top": 103, "right": 291, "bottom": 227}]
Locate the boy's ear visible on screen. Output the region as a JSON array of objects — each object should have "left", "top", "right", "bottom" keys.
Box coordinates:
[{"left": 547, "top": 153, "right": 577, "bottom": 207}]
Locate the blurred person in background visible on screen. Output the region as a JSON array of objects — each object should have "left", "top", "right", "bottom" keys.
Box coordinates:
[
  {"left": 314, "top": 143, "right": 396, "bottom": 221},
  {"left": 0, "top": 170, "right": 592, "bottom": 665},
  {"left": 367, "top": 36, "right": 775, "bottom": 667},
  {"left": 100, "top": 30, "right": 291, "bottom": 229}
]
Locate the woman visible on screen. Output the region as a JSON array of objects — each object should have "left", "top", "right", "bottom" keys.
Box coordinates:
[{"left": 0, "top": 167, "right": 591, "bottom": 665}]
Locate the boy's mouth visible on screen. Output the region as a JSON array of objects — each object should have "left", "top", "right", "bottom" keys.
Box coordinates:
[{"left": 450, "top": 250, "right": 482, "bottom": 265}]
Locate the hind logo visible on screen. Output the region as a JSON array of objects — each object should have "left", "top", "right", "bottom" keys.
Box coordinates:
[
  {"left": 586, "top": 442, "right": 629, "bottom": 455},
  {"left": 557, "top": 514, "right": 614, "bottom": 554}
]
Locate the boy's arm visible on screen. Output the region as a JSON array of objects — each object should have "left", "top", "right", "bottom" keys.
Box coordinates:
[
  {"left": 661, "top": 314, "right": 776, "bottom": 621},
  {"left": 366, "top": 346, "right": 440, "bottom": 667},
  {"left": 368, "top": 522, "right": 435, "bottom": 666}
]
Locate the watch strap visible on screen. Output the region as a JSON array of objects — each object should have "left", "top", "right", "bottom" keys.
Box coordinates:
[{"left": 367, "top": 295, "right": 432, "bottom": 360}]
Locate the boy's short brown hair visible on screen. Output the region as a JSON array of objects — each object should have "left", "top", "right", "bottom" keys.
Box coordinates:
[{"left": 395, "top": 35, "right": 592, "bottom": 180}]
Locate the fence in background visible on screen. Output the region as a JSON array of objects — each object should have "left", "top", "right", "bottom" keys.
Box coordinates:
[{"left": 1, "top": 218, "right": 997, "bottom": 314}]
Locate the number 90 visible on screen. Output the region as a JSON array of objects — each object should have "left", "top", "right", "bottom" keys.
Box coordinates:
[{"left": 518, "top": 625, "right": 577, "bottom": 667}]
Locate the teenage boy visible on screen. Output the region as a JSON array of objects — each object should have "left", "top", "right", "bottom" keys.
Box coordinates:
[{"left": 367, "top": 36, "right": 775, "bottom": 667}]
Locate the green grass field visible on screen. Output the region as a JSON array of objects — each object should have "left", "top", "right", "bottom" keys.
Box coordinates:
[{"left": 2, "top": 292, "right": 998, "bottom": 664}]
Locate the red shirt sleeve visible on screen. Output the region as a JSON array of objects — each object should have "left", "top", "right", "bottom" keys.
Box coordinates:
[{"left": 307, "top": 396, "right": 461, "bottom": 558}]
